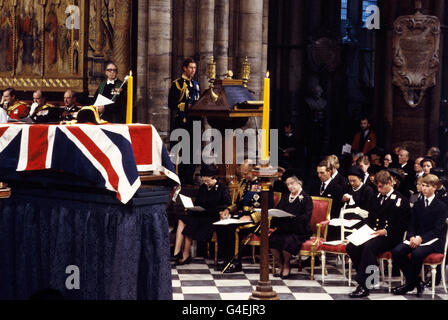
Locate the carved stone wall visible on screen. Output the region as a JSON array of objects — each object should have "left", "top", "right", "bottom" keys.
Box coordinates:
[{"left": 375, "top": 0, "right": 445, "bottom": 156}]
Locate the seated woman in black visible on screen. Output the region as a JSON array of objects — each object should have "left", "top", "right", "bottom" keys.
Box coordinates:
[
  {"left": 341, "top": 166, "right": 375, "bottom": 220},
  {"left": 173, "top": 164, "right": 231, "bottom": 265},
  {"left": 269, "top": 175, "right": 313, "bottom": 279}
]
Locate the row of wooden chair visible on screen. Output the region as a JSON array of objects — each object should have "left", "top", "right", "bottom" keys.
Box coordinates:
[
  {"left": 321, "top": 207, "right": 448, "bottom": 299},
  {"left": 206, "top": 191, "right": 447, "bottom": 298}
]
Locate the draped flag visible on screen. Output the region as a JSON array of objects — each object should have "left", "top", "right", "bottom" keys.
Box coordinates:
[{"left": 0, "top": 123, "right": 179, "bottom": 204}]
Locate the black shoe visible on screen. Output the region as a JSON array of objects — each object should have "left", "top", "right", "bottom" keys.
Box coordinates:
[
  {"left": 392, "top": 282, "right": 415, "bottom": 296},
  {"left": 349, "top": 286, "right": 370, "bottom": 298},
  {"left": 280, "top": 270, "right": 291, "bottom": 280},
  {"left": 416, "top": 280, "right": 425, "bottom": 297},
  {"left": 215, "top": 262, "right": 226, "bottom": 271},
  {"left": 223, "top": 262, "right": 242, "bottom": 273},
  {"left": 172, "top": 252, "right": 182, "bottom": 261},
  {"left": 273, "top": 269, "right": 282, "bottom": 278},
  {"left": 392, "top": 284, "right": 408, "bottom": 295},
  {"left": 177, "top": 256, "right": 191, "bottom": 266}
]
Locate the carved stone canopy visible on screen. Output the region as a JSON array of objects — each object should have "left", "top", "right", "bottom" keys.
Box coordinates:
[{"left": 392, "top": 11, "right": 441, "bottom": 108}]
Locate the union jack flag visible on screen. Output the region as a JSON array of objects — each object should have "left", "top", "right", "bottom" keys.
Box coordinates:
[{"left": 0, "top": 123, "right": 179, "bottom": 204}]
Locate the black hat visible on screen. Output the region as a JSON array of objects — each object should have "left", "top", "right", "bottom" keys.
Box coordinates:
[
  {"left": 387, "top": 168, "right": 404, "bottom": 182},
  {"left": 346, "top": 166, "right": 365, "bottom": 179},
  {"left": 76, "top": 106, "right": 107, "bottom": 124},
  {"left": 200, "top": 164, "right": 219, "bottom": 177}
]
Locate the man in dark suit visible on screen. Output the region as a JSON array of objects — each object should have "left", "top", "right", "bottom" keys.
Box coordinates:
[
  {"left": 311, "top": 160, "right": 343, "bottom": 240},
  {"left": 326, "top": 154, "right": 349, "bottom": 193},
  {"left": 391, "top": 174, "right": 447, "bottom": 296},
  {"left": 347, "top": 170, "right": 410, "bottom": 298}
]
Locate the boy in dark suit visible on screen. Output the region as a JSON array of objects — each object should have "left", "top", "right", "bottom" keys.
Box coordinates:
[
  {"left": 391, "top": 174, "right": 448, "bottom": 296},
  {"left": 347, "top": 170, "right": 410, "bottom": 298}
]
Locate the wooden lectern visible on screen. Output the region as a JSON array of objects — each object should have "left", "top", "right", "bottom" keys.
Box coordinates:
[{"left": 189, "top": 78, "right": 263, "bottom": 199}]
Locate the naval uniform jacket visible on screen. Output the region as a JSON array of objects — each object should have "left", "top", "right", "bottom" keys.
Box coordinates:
[
  {"left": 168, "top": 76, "right": 200, "bottom": 129},
  {"left": 226, "top": 177, "right": 273, "bottom": 224},
  {"left": 367, "top": 190, "right": 410, "bottom": 247}
]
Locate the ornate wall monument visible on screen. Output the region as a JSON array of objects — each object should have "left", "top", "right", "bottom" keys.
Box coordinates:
[
  {"left": 374, "top": 0, "right": 445, "bottom": 156},
  {"left": 392, "top": 1, "right": 441, "bottom": 108}
]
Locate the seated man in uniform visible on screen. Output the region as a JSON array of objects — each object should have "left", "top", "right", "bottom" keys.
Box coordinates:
[
  {"left": 61, "top": 90, "right": 81, "bottom": 121},
  {"left": 215, "top": 160, "right": 272, "bottom": 273},
  {"left": 347, "top": 170, "right": 410, "bottom": 298},
  {"left": 30, "top": 90, "right": 63, "bottom": 123},
  {"left": 1, "top": 88, "right": 29, "bottom": 120}
]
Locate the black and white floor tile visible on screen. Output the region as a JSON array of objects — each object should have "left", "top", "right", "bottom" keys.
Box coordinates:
[{"left": 171, "top": 256, "right": 448, "bottom": 300}]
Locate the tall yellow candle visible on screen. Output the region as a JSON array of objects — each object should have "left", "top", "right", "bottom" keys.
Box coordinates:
[
  {"left": 261, "top": 71, "right": 270, "bottom": 161},
  {"left": 126, "top": 70, "right": 133, "bottom": 124}
]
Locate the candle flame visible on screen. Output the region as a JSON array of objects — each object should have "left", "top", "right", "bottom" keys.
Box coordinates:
[
  {"left": 266, "top": 71, "right": 270, "bottom": 78},
  {"left": 129, "top": 70, "right": 133, "bottom": 76}
]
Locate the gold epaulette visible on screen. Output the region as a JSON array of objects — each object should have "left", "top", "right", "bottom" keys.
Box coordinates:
[
  {"left": 7, "top": 101, "right": 27, "bottom": 113},
  {"left": 41, "top": 104, "right": 56, "bottom": 109}
]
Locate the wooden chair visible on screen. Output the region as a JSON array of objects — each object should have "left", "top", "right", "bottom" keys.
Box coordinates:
[
  {"left": 298, "top": 196, "right": 332, "bottom": 280},
  {"left": 377, "top": 231, "right": 408, "bottom": 292},
  {"left": 420, "top": 218, "right": 448, "bottom": 298},
  {"left": 320, "top": 206, "right": 367, "bottom": 285},
  {"left": 241, "top": 192, "right": 282, "bottom": 263},
  {"left": 208, "top": 232, "right": 219, "bottom": 265}
]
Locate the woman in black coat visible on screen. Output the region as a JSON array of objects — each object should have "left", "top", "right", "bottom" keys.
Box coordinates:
[
  {"left": 269, "top": 175, "right": 313, "bottom": 278},
  {"left": 174, "top": 164, "right": 231, "bottom": 265}
]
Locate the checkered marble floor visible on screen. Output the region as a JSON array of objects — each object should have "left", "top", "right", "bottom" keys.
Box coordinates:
[{"left": 171, "top": 256, "right": 448, "bottom": 300}]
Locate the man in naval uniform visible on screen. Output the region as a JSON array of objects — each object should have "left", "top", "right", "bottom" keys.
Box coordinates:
[
  {"left": 93, "top": 61, "right": 127, "bottom": 123},
  {"left": 347, "top": 170, "right": 410, "bottom": 298},
  {"left": 1, "top": 88, "right": 29, "bottom": 120},
  {"left": 29, "top": 90, "right": 63, "bottom": 123},
  {"left": 168, "top": 58, "right": 200, "bottom": 185},
  {"left": 215, "top": 161, "right": 272, "bottom": 273},
  {"left": 61, "top": 89, "right": 81, "bottom": 121}
]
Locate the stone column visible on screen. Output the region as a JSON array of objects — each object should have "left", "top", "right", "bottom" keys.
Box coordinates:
[
  {"left": 228, "top": 0, "right": 239, "bottom": 73},
  {"left": 172, "top": 0, "right": 185, "bottom": 78},
  {"left": 198, "top": 0, "right": 215, "bottom": 92},
  {"left": 239, "top": 0, "right": 264, "bottom": 99},
  {"left": 183, "top": 0, "right": 197, "bottom": 60},
  {"left": 214, "top": 0, "right": 229, "bottom": 77},
  {"left": 136, "top": 0, "right": 149, "bottom": 123},
  {"left": 261, "top": 0, "right": 269, "bottom": 91},
  {"left": 93, "top": 0, "right": 103, "bottom": 56},
  {"left": 147, "top": 0, "right": 172, "bottom": 140},
  {"left": 113, "top": 0, "right": 132, "bottom": 81},
  {"left": 428, "top": 0, "right": 445, "bottom": 147}
]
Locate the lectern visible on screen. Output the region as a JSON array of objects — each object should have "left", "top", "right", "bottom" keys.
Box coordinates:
[{"left": 189, "top": 78, "right": 263, "bottom": 198}]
